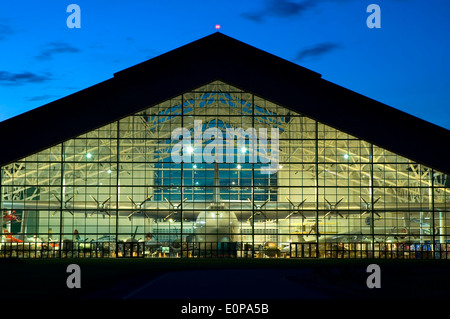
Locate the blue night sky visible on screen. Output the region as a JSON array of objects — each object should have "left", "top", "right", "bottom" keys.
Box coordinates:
[{"left": 1, "top": 0, "right": 449, "bottom": 129}]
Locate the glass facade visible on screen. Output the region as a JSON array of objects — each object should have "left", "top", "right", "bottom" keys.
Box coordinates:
[{"left": 1, "top": 80, "right": 449, "bottom": 258}]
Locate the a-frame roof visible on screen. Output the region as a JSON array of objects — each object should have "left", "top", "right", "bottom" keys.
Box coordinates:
[{"left": 1, "top": 32, "right": 449, "bottom": 175}]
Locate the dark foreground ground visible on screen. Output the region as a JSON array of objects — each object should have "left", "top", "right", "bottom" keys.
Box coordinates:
[{"left": 1, "top": 258, "right": 449, "bottom": 315}]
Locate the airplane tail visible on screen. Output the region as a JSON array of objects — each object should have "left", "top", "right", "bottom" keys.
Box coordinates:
[
  {"left": 3, "top": 229, "right": 12, "bottom": 242},
  {"left": 3, "top": 229, "right": 23, "bottom": 243}
]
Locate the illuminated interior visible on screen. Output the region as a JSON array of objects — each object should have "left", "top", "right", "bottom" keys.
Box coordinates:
[{"left": 1, "top": 80, "right": 449, "bottom": 258}]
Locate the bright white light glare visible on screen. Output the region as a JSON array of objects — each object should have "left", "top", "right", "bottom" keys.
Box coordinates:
[
  {"left": 107, "top": 169, "right": 112, "bottom": 174},
  {"left": 343, "top": 154, "right": 349, "bottom": 159},
  {"left": 193, "top": 164, "right": 197, "bottom": 169},
  {"left": 86, "top": 153, "right": 92, "bottom": 159},
  {"left": 237, "top": 164, "right": 242, "bottom": 169},
  {"left": 186, "top": 146, "right": 194, "bottom": 154},
  {"left": 240, "top": 147, "right": 246, "bottom": 153},
  {"left": 279, "top": 165, "right": 283, "bottom": 169}
]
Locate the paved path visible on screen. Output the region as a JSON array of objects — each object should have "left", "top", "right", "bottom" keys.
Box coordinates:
[{"left": 92, "top": 268, "right": 334, "bottom": 299}]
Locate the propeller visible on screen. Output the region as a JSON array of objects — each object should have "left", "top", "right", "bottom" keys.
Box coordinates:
[
  {"left": 247, "top": 198, "right": 270, "bottom": 222},
  {"left": 163, "top": 197, "right": 187, "bottom": 222},
  {"left": 89, "top": 195, "right": 112, "bottom": 218},
  {"left": 52, "top": 193, "right": 74, "bottom": 216},
  {"left": 308, "top": 222, "right": 320, "bottom": 236},
  {"left": 285, "top": 197, "right": 307, "bottom": 220},
  {"left": 359, "top": 196, "right": 382, "bottom": 218},
  {"left": 127, "top": 195, "right": 153, "bottom": 220},
  {"left": 322, "top": 197, "right": 345, "bottom": 219}
]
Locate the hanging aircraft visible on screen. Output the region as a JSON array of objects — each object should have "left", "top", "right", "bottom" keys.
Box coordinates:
[
  {"left": 247, "top": 198, "right": 269, "bottom": 223},
  {"left": 285, "top": 197, "right": 307, "bottom": 220},
  {"left": 127, "top": 195, "right": 153, "bottom": 220},
  {"left": 2, "top": 210, "right": 21, "bottom": 225},
  {"left": 89, "top": 195, "right": 112, "bottom": 218},
  {"left": 163, "top": 197, "right": 188, "bottom": 222},
  {"left": 322, "top": 197, "right": 345, "bottom": 219},
  {"left": 2, "top": 159, "right": 431, "bottom": 256},
  {"left": 194, "top": 163, "right": 239, "bottom": 244},
  {"left": 359, "top": 196, "right": 382, "bottom": 218},
  {"left": 2, "top": 188, "right": 432, "bottom": 225},
  {"left": 51, "top": 193, "right": 75, "bottom": 216}
]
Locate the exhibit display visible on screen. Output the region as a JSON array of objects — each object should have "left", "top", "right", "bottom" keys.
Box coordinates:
[{"left": 1, "top": 34, "right": 449, "bottom": 259}]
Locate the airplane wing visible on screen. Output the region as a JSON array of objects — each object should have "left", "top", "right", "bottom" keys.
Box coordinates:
[{"left": 1, "top": 200, "right": 439, "bottom": 221}]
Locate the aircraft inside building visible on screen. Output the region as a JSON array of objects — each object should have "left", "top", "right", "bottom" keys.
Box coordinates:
[{"left": 1, "top": 33, "right": 449, "bottom": 259}]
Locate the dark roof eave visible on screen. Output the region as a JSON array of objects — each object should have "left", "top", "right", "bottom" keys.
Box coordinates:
[{"left": 0, "top": 32, "right": 449, "bottom": 176}]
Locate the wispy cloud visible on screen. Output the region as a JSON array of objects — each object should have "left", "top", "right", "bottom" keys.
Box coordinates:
[
  {"left": 35, "top": 42, "right": 81, "bottom": 60},
  {"left": 241, "top": 0, "right": 316, "bottom": 22},
  {"left": 295, "top": 42, "right": 341, "bottom": 61},
  {"left": 0, "top": 23, "right": 15, "bottom": 40},
  {"left": 241, "top": 0, "right": 355, "bottom": 22},
  {"left": 26, "top": 95, "right": 56, "bottom": 102},
  {"left": 0, "top": 71, "right": 52, "bottom": 85}
]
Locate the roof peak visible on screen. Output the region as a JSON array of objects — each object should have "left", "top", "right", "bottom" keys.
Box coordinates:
[
  {"left": 113, "top": 32, "right": 321, "bottom": 79},
  {"left": 1, "top": 33, "right": 449, "bottom": 175}
]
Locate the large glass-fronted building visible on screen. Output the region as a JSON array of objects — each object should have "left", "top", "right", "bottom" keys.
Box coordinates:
[{"left": 1, "top": 34, "right": 449, "bottom": 259}]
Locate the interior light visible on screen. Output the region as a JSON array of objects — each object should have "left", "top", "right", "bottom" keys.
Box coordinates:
[
  {"left": 240, "top": 147, "right": 247, "bottom": 153},
  {"left": 279, "top": 165, "right": 283, "bottom": 169},
  {"left": 186, "top": 146, "right": 194, "bottom": 154},
  {"left": 343, "top": 154, "right": 349, "bottom": 160},
  {"left": 237, "top": 164, "right": 242, "bottom": 169},
  {"left": 86, "top": 153, "right": 92, "bottom": 159},
  {"left": 193, "top": 164, "right": 197, "bottom": 169},
  {"left": 107, "top": 169, "right": 112, "bottom": 174}
]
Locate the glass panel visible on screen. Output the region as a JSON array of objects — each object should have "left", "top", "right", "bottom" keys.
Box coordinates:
[{"left": 1, "top": 80, "right": 449, "bottom": 258}]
